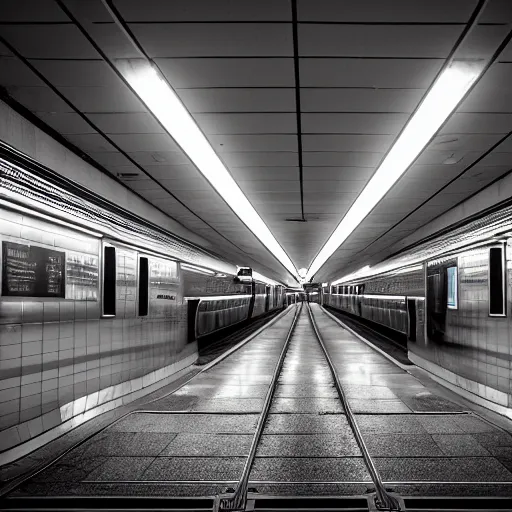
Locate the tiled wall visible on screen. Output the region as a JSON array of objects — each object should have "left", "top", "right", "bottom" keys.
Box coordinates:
[
  {"left": 0, "top": 208, "right": 196, "bottom": 452},
  {"left": 411, "top": 246, "right": 512, "bottom": 408}
]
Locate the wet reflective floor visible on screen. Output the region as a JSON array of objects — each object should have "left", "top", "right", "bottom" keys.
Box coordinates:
[{"left": 6, "top": 305, "right": 512, "bottom": 499}]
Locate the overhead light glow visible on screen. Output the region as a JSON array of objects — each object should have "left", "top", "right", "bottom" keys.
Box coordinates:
[
  {"left": 181, "top": 263, "right": 217, "bottom": 275},
  {"left": 117, "top": 59, "right": 299, "bottom": 282},
  {"left": 306, "top": 60, "right": 485, "bottom": 281},
  {"left": 298, "top": 268, "right": 308, "bottom": 278}
]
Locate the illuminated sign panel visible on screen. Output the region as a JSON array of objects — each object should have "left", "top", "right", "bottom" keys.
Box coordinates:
[{"left": 447, "top": 266, "right": 458, "bottom": 309}]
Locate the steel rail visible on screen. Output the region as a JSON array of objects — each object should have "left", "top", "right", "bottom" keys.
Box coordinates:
[
  {"left": 215, "top": 303, "right": 303, "bottom": 511},
  {"left": 306, "top": 303, "right": 401, "bottom": 511}
]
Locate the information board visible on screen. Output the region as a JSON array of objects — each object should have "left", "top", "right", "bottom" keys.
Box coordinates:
[{"left": 2, "top": 241, "right": 65, "bottom": 297}]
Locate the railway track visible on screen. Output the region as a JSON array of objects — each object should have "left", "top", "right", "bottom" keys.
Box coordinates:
[
  {"left": 215, "top": 302, "right": 400, "bottom": 512},
  {"left": 3, "top": 303, "right": 512, "bottom": 512}
]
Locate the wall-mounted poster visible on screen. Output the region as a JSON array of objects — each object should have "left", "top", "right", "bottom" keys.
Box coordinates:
[
  {"left": 66, "top": 253, "right": 99, "bottom": 301},
  {"left": 2, "top": 241, "right": 65, "bottom": 297}
]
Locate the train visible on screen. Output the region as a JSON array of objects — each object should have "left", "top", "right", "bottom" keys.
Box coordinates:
[
  {"left": 183, "top": 267, "right": 285, "bottom": 341},
  {"left": 323, "top": 203, "right": 512, "bottom": 412},
  {"left": 0, "top": 144, "right": 285, "bottom": 448}
]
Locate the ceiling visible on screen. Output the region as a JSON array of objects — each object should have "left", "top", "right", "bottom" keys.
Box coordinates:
[{"left": 0, "top": 0, "right": 511, "bottom": 285}]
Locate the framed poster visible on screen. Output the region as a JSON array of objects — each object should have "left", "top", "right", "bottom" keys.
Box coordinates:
[{"left": 2, "top": 241, "right": 65, "bottom": 297}]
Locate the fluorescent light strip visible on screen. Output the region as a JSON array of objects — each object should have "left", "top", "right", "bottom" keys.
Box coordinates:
[
  {"left": 332, "top": 264, "right": 423, "bottom": 286},
  {"left": 180, "top": 263, "right": 217, "bottom": 275},
  {"left": 306, "top": 60, "right": 486, "bottom": 281},
  {"left": 184, "top": 295, "right": 252, "bottom": 301},
  {"left": 116, "top": 60, "right": 298, "bottom": 281}
]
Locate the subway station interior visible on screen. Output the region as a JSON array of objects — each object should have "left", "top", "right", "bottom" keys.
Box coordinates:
[{"left": 2, "top": 1, "right": 512, "bottom": 511}]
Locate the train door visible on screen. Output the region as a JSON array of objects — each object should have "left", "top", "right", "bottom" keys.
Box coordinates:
[
  {"left": 426, "top": 261, "right": 455, "bottom": 341},
  {"left": 265, "top": 285, "right": 270, "bottom": 312},
  {"left": 248, "top": 280, "right": 256, "bottom": 319},
  {"left": 407, "top": 298, "right": 416, "bottom": 342},
  {"left": 187, "top": 299, "right": 200, "bottom": 343}
]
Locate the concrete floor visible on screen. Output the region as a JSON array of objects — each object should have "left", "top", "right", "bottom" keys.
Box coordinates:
[{"left": 8, "top": 304, "right": 512, "bottom": 499}]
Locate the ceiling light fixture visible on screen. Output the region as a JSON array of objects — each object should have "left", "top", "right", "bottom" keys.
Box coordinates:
[
  {"left": 306, "top": 59, "right": 486, "bottom": 281},
  {"left": 116, "top": 59, "right": 299, "bottom": 282}
]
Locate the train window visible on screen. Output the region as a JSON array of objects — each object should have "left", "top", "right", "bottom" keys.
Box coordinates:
[
  {"left": 489, "top": 247, "right": 506, "bottom": 316},
  {"left": 447, "top": 266, "right": 458, "bottom": 309},
  {"left": 103, "top": 246, "right": 116, "bottom": 316},
  {"left": 138, "top": 257, "right": 149, "bottom": 316}
]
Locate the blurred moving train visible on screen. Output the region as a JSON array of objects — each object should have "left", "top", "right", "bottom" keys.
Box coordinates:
[{"left": 323, "top": 204, "right": 512, "bottom": 411}]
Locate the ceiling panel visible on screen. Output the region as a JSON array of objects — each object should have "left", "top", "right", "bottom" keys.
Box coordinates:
[
  {"left": 303, "top": 167, "right": 374, "bottom": 180},
  {"left": 64, "top": 133, "right": 117, "bottom": 153},
  {"left": 194, "top": 113, "right": 297, "bottom": 134},
  {"left": 303, "top": 152, "right": 382, "bottom": 167},
  {"left": 7, "top": 86, "right": 73, "bottom": 113},
  {"left": 221, "top": 152, "right": 299, "bottom": 167},
  {"left": 57, "top": 85, "right": 146, "bottom": 113},
  {"left": 302, "top": 113, "right": 408, "bottom": 134},
  {"left": 30, "top": 60, "right": 132, "bottom": 87},
  {"left": 429, "top": 133, "right": 505, "bottom": 151},
  {"left": 456, "top": 25, "right": 511, "bottom": 60},
  {"left": 415, "top": 150, "right": 482, "bottom": 166},
  {"left": 210, "top": 134, "right": 298, "bottom": 152},
  {"left": 246, "top": 192, "right": 300, "bottom": 204},
  {"left": 304, "top": 180, "right": 366, "bottom": 194},
  {"left": 35, "top": 113, "right": 96, "bottom": 134},
  {"left": 0, "top": 57, "right": 45, "bottom": 87},
  {"left": 441, "top": 113, "right": 512, "bottom": 133},
  {"left": 152, "top": 178, "right": 212, "bottom": 191},
  {"left": 143, "top": 164, "right": 200, "bottom": 179},
  {"left": 86, "top": 113, "right": 165, "bottom": 134},
  {"left": 128, "top": 151, "right": 191, "bottom": 166},
  {"left": 157, "top": 58, "right": 295, "bottom": 88},
  {"left": 386, "top": 178, "right": 455, "bottom": 198},
  {"left": 238, "top": 180, "right": 300, "bottom": 193},
  {"left": 475, "top": 151, "right": 512, "bottom": 166},
  {"left": 462, "top": 164, "right": 511, "bottom": 180},
  {"left": 0, "top": 25, "right": 99, "bottom": 59},
  {"left": 300, "top": 58, "right": 444, "bottom": 88},
  {"left": 88, "top": 152, "right": 134, "bottom": 167},
  {"left": 302, "top": 203, "right": 352, "bottom": 214},
  {"left": 297, "top": 0, "right": 477, "bottom": 22},
  {"left": 493, "top": 136, "right": 512, "bottom": 152},
  {"left": 177, "top": 88, "right": 295, "bottom": 113},
  {"left": 131, "top": 23, "right": 293, "bottom": 57},
  {"left": 229, "top": 167, "right": 299, "bottom": 180},
  {"left": 1, "top": 0, "right": 69, "bottom": 21},
  {"left": 301, "top": 88, "right": 423, "bottom": 113},
  {"left": 304, "top": 191, "right": 358, "bottom": 203},
  {"left": 85, "top": 23, "right": 144, "bottom": 59},
  {"left": 116, "top": 0, "right": 292, "bottom": 21},
  {"left": 299, "top": 25, "right": 463, "bottom": 58},
  {"left": 302, "top": 134, "right": 394, "bottom": 152},
  {"left": 499, "top": 38, "right": 512, "bottom": 61},
  {"left": 403, "top": 163, "right": 469, "bottom": 181},
  {"left": 108, "top": 134, "right": 180, "bottom": 152}
]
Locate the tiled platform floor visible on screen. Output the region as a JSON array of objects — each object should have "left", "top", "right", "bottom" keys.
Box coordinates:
[{"left": 6, "top": 304, "right": 512, "bottom": 499}]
